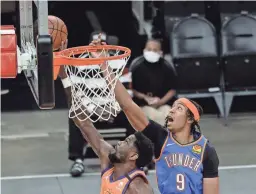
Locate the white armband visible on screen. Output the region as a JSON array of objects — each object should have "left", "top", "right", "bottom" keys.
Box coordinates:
[{"left": 61, "top": 77, "right": 72, "bottom": 88}]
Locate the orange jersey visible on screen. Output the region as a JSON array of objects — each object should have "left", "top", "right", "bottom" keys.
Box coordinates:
[{"left": 100, "top": 167, "right": 148, "bottom": 194}]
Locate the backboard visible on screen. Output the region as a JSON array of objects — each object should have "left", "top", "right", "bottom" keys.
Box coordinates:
[{"left": 18, "top": 0, "right": 54, "bottom": 109}]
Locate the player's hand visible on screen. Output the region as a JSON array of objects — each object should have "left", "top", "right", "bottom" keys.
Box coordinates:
[
  {"left": 60, "top": 39, "right": 68, "bottom": 51},
  {"left": 89, "top": 34, "right": 107, "bottom": 58},
  {"left": 58, "top": 40, "right": 69, "bottom": 79},
  {"left": 58, "top": 65, "right": 67, "bottom": 79},
  {"left": 89, "top": 34, "right": 109, "bottom": 71}
]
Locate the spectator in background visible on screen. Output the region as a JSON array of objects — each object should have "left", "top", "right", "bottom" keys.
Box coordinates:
[{"left": 130, "top": 39, "right": 177, "bottom": 126}]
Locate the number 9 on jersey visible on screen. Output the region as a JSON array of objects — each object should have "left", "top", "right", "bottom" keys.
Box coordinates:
[{"left": 176, "top": 174, "right": 185, "bottom": 191}]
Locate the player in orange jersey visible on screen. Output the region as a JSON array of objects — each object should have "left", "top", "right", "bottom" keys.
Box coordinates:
[{"left": 59, "top": 64, "right": 154, "bottom": 194}]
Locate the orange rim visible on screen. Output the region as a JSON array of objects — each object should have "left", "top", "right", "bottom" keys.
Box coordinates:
[
  {"left": 53, "top": 45, "right": 131, "bottom": 80},
  {"left": 54, "top": 45, "right": 131, "bottom": 66}
]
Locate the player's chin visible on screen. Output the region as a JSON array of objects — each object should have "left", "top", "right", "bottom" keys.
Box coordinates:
[
  {"left": 167, "top": 122, "right": 174, "bottom": 130},
  {"left": 168, "top": 124, "right": 179, "bottom": 133},
  {"left": 108, "top": 152, "right": 122, "bottom": 164}
]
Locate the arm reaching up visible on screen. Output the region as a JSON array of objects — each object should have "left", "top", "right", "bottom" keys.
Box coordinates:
[
  {"left": 89, "top": 38, "right": 149, "bottom": 131},
  {"left": 59, "top": 64, "right": 113, "bottom": 171},
  {"left": 114, "top": 78, "right": 149, "bottom": 131}
]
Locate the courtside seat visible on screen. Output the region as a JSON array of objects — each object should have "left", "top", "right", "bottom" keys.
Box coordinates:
[
  {"left": 221, "top": 12, "right": 256, "bottom": 89},
  {"left": 171, "top": 14, "right": 220, "bottom": 91},
  {"left": 164, "top": 1, "right": 206, "bottom": 35},
  {"left": 221, "top": 12, "right": 256, "bottom": 118},
  {"left": 219, "top": 1, "right": 256, "bottom": 15},
  {"left": 151, "top": 1, "right": 206, "bottom": 52},
  {"left": 170, "top": 14, "right": 224, "bottom": 117}
]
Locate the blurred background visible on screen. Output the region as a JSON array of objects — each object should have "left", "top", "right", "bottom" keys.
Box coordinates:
[{"left": 1, "top": 1, "right": 256, "bottom": 194}]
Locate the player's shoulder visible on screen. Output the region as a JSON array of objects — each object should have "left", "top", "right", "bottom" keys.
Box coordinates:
[
  {"left": 205, "top": 139, "right": 216, "bottom": 152},
  {"left": 126, "top": 176, "right": 153, "bottom": 194},
  {"left": 202, "top": 138, "right": 219, "bottom": 177},
  {"left": 195, "top": 132, "right": 212, "bottom": 145},
  {"left": 130, "top": 176, "right": 147, "bottom": 185},
  {"left": 203, "top": 138, "right": 219, "bottom": 161},
  {"left": 197, "top": 133, "right": 216, "bottom": 152},
  {"left": 194, "top": 132, "right": 217, "bottom": 157}
]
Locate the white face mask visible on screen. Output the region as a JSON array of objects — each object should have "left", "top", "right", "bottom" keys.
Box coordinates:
[{"left": 143, "top": 50, "right": 161, "bottom": 63}]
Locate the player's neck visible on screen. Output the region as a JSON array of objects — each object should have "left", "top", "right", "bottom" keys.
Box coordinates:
[
  {"left": 112, "top": 163, "right": 136, "bottom": 180},
  {"left": 172, "top": 127, "right": 194, "bottom": 145}
]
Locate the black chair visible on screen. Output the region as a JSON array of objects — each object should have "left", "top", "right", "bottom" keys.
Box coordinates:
[
  {"left": 164, "top": 1, "right": 205, "bottom": 17},
  {"left": 170, "top": 14, "right": 224, "bottom": 117},
  {"left": 151, "top": 1, "right": 206, "bottom": 53},
  {"left": 164, "top": 1, "right": 206, "bottom": 34},
  {"left": 219, "top": 1, "right": 256, "bottom": 15},
  {"left": 221, "top": 12, "right": 256, "bottom": 118}
]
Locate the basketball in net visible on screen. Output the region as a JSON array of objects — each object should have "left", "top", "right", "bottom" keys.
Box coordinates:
[{"left": 54, "top": 44, "right": 131, "bottom": 122}]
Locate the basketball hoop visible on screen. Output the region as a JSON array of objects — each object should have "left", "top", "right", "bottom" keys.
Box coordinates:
[{"left": 53, "top": 45, "right": 131, "bottom": 122}]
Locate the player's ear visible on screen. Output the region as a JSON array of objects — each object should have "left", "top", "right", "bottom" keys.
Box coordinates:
[
  {"left": 187, "top": 118, "right": 193, "bottom": 124},
  {"left": 187, "top": 113, "right": 194, "bottom": 124},
  {"left": 129, "top": 152, "right": 139, "bottom": 161}
]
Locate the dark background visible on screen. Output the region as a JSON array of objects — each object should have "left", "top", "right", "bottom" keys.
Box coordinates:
[{"left": 1, "top": 1, "right": 256, "bottom": 114}]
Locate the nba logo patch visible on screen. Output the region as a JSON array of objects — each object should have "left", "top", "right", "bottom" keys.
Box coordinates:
[{"left": 192, "top": 145, "right": 202, "bottom": 154}]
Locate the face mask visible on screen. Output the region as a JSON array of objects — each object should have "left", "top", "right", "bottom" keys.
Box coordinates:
[{"left": 143, "top": 50, "right": 161, "bottom": 63}]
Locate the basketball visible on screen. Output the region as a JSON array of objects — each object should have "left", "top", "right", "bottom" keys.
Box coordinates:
[{"left": 48, "top": 15, "right": 68, "bottom": 50}]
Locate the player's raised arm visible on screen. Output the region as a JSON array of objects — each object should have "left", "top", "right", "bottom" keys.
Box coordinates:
[
  {"left": 58, "top": 63, "right": 113, "bottom": 170},
  {"left": 111, "top": 76, "right": 150, "bottom": 131},
  {"left": 114, "top": 77, "right": 150, "bottom": 131},
  {"left": 90, "top": 38, "right": 149, "bottom": 131}
]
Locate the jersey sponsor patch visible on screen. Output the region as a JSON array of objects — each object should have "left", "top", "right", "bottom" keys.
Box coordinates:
[{"left": 192, "top": 144, "right": 202, "bottom": 154}]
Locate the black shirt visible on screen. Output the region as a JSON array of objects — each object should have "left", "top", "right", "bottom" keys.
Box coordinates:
[
  {"left": 131, "top": 57, "right": 177, "bottom": 106},
  {"left": 142, "top": 120, "right": 219, "bottom": 178}
]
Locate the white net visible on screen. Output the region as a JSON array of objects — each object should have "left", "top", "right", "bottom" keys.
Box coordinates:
[
  {"left": 63, "top": 47, "right": 130, "bottom": 122},
  {"left": 20, "top": 36, "right": 37, "bottom": 72}
]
